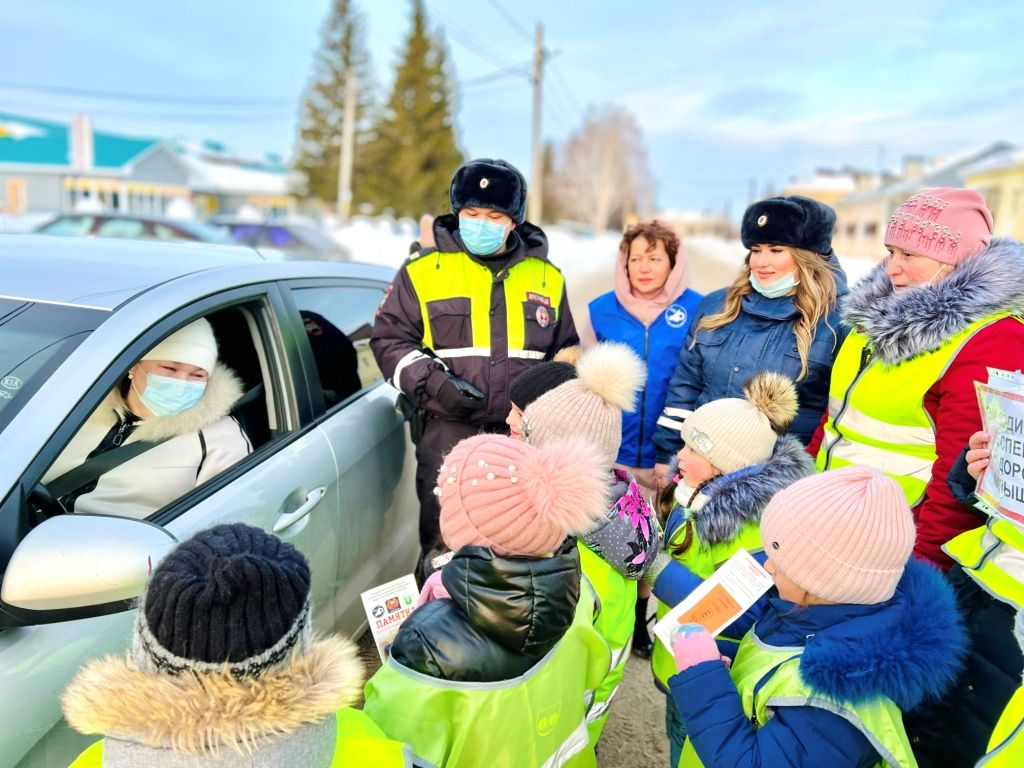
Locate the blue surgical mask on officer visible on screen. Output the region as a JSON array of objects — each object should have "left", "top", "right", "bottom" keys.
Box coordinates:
[
  {"left": 459, "top": 215, "right": 511, "bottom": 256},
  {"left": 136, "top": 373, "right": 207, "bottom": 417},
  {"left": 749, "top": 270, "right": 799, "bottom": 299}
]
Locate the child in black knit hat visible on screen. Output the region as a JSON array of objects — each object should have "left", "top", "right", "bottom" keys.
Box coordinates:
[{"left": 61, "top": 523, "right": 427, "bottom": 767}]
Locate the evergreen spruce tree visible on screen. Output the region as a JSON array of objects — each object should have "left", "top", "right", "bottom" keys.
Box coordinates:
[
  {"left": 362, "top": 0, "right": 464, "bottom": 217},
  {"left": 293, "top": 0, "right": 376, "bottom": 205}
]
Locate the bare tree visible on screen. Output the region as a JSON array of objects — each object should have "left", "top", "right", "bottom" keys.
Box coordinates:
[{"left": 549, "top": 106, "right": 655, "bottom": 231}]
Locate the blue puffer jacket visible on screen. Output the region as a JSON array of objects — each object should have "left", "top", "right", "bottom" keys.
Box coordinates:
[
  {"left": 668, "top": 560, "right": 966, "bottom": 768},
  {"left": 651, "top": 261, "right": 848, "bottom": 463},
  {"left": 590, "top": 288, "right": 704, "bottom": 468}
]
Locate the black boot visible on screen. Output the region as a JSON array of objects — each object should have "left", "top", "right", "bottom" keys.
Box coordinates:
[{"left": 631, "top": 596, "right": 654, "bottom": 659}]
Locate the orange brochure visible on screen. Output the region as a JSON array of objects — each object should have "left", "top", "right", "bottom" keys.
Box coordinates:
[{"left": 654, "top": 548, "right": 773, "bottom": 652}]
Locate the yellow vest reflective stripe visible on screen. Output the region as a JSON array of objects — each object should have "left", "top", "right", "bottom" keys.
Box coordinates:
[
  {"left": 651, "top": 519, "right": 764, "bottom": 688},
  {"left": 405, "top": 250, "right": 564, "bottom": 358},
  {"left": 362, "top": 577, "right": 608, "bottom": 768},
  {"left": 944, "top": 519, "right": 1024, "bottom": 610},
  {"left": 816, "top": 312, "right": 1013, "bottom": 505},
  {"left": 678, "top": 634, "right": 917, "bottom": 768},
  {"left": 978, "top": 686, "right": 1024, "bottom": 766},
  {"left": 66, "top": 710, "right": 416, "bottom": 768},
  {"left": 577, "top": 542, "right": 636, "bottom": 742}
]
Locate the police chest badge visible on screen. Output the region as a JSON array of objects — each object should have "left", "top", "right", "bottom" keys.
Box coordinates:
[
  {"left": 665, "top": 304, "right": 688, "bottom": 328},
  {"left": 535, "top": 305, "right": 551, "bottom": 328}
]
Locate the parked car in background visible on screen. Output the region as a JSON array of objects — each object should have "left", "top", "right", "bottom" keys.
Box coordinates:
[
  {"left": 0, "top": 235, "right": 418, "bottom": 767},
  {"left": 210, "top": 216, "right": 350, "bottom": 260},
  {"left": 34, "top": 212, "right": 236, "bottom": 244}
]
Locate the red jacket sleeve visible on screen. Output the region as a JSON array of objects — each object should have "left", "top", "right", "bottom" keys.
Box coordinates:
[
  {"left": 806, "top": 411, "right": 828, "bottom": 458},
  {"left": 916, "top": 317, "right": 1024, "bottom": 568}
]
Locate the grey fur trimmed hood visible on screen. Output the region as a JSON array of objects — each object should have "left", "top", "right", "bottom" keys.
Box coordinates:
[
  {"left": 842, "top": 237, "right": 1024, "bottom": 365},
  {"left": 690, "top": 436, "right": 814, "bottom": 548}
]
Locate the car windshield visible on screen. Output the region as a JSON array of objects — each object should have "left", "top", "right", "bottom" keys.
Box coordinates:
[
  {"left": 171, "top": 219, "right": 236, "bottom": 244},
  {"left": 291, "top": 226, "right": 342, "bottom": 252},
  {"left": 0, "top": 298, "right": 107, "bottom": 431}
]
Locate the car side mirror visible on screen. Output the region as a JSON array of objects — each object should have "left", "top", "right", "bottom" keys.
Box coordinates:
[{"left": 1, "top": 514, "right": 177, "bottom": 612}]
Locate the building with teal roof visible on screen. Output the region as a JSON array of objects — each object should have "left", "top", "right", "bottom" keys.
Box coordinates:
[{"left": 0, "top": 112, "right": 298, "bottom": 218}]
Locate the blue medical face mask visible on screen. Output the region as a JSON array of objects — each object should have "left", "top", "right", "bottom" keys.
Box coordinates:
[
  {"left": 137, "top": 373, "right": 206, "bottom": 417},
  {"left": 749, "top": 270, "right": 799, "bottom": 299},
  {"left": 459, "top": 215, "right": 511, "bottom": 256}
]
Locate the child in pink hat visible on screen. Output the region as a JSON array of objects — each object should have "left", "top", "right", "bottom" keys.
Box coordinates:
[
  {"left": 363, "top": 434, "right": 612, "bottom": 767},
  {"left": 668, "top": 466, "right": 965, "bottom": 767}
]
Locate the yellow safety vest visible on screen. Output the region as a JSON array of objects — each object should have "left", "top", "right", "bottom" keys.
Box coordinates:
[
  {"left": 944, "top": 518, "right": 1024, "bottom": 611},
  {"left": 678, "top": 633, "right": 917, "bottom": 768},
  {"left": 363, "top": 578, "right": 609, "bottom": 768},
  {"left": 406, "top": 249, "right": 565, "bottom": 362},
  {"left": 977, "top": 686, "right": 1024, "bottom": 766},
  {"left": 66, "top": 708, "right": 415, "bottom": 767},
  {"left": 651, "top": 516, "right": 764, "bottom": 689},
  {"left": 816, "top": 312, "right": 1014, "bottom": 505},
  {"left": 577, "top": 542, "right": 636, "bottom": 743}
]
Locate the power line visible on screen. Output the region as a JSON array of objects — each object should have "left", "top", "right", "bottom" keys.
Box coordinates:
[
  {"left": 485, "top": 0, "right": 534, "bottom": 44},
  {"left": 548, "top": 62, "right": 584, "bottom": 119},
  {"left": 0, "top": 100, "right": 292, "bottom": 124},
  {"left": 425, "top": 2, "right": 515, "bottom": 70},
  {"left": 460, "top": 62, "right": 532, "bottom": 89},
  {"left": 0, "top": 79, "right": 292, "bottom": 108}
]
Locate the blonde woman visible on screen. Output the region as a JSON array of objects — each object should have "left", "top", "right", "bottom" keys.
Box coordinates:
[{"left": 651, "top": 196, "right": 847, "bottom": 487}]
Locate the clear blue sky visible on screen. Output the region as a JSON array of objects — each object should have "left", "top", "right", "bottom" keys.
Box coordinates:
[{"left": 4, "top": 0, "right": 1022, "bottom": 217}]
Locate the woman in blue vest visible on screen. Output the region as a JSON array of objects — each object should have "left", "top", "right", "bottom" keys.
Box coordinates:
[
  {"left": 581, "top": 220, "right": 702, "bottom": 657},
  {"left": 650, "top": 196, "right": 848, "bottom": 488}
]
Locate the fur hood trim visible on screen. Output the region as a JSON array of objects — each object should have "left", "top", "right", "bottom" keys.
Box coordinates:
[
  {"left": 799, "top": 560, "right": 966, "bottom": 709},
  {"left": 694, "top": 436, "right": 814, "bottom": 548},
  {"left": 842, "top": 237, "right": 1024, "bottom": 365},
  {"left": 97, "top": 363, "right": 244, "bottom": 442},
  {"left": 61, "top": 636, "right": 363, "bottom": 755}
]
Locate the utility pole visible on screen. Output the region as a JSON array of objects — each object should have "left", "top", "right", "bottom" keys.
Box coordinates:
[
  {"left": 528, "top": 23, "right": 545, "bottom": 224},
  {"left": 337, "top": 69, "right": 357, "bottom": 222}
]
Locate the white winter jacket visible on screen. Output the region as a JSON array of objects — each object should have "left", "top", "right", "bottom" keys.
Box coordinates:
[{"left": 42, "top": 364, "right": 251, "bottom": 519}]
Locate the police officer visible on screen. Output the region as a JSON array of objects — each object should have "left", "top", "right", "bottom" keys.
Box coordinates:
[{"left": 371, "top": 159, "right": 578, "bottom": 571}]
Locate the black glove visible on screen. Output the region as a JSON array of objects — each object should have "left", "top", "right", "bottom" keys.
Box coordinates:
[{"left": 435, "top": 374, "right": 486, "bottom": 417}]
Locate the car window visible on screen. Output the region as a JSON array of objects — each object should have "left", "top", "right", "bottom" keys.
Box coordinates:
[
  {"left": 152, "top": 223, "right": 186, "bottom": 241},
  {"left": 290, "top": 285, "right": 383, "bottom": 410},
  {"left": 0, "top": 299, "right": 105, "bottom": 430},
  {"left": 292, "top": 226, "right": 341, "bottom": 252},
  {"left": 95, "top": 218, "right": 145, "bottom": 239},
  {"left": 264, "top": 226, "right": 298, "bottom": 249},
  {"left": 34, "top": 300, "right": 286, "bottom": 523},
  {"left": 37, "top": 216, "right": 94, "bottom": 236}
]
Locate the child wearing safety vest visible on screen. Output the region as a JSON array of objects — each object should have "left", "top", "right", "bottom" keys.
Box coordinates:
[
  {"left": 363, "top": 434, "right": 613, "bottom": 767},
  {"left": 61, "top": 523, "right": 424, "bottom": 768},
  {"left": 509, "top": 342, "right": 660, "bottom": 743},
  {"left": 668, "top": 466, "right": 966, "bottom": 768},
  {"left": 641, "top": 371, "right": 813, "bottom": 766}
]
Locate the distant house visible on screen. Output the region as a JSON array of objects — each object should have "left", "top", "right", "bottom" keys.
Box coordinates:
[
  {"left": 0, "top": 112, "right": 300, "bottom": 218},
  {"left": 830, "top": 144, "right": 1014, "bottom": 259},
  {"left": 964, "top": 149, "right": 1024, "bottom": 241},
  {"left": 781, "top": 169, "right": 860, "bottom": 208}
]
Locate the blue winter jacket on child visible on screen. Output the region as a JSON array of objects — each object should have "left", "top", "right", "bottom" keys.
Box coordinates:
[
  {"left": 651, "top": 257, "right": 848, "bottom": 463},
  {"left": 668, "top": 560, "right": 966, "bottom": 768},
  {"left": 589, "top": 287, "right": 704, "bottom": 468}
]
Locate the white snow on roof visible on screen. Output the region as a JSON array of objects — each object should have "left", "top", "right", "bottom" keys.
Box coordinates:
[
  {"left": 172, "top": 140, "right": 300, "bottom": 196},
  {"left": 786, "top": 174, "right": 857, "bottom": 193},
  {"left": 962, "top": 147, "right": 1024, "bottom": 177}
]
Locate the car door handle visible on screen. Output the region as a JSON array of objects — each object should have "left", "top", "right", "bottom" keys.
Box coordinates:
[{"left": 273, "top": 487, "right": 327, "bottom": 533}]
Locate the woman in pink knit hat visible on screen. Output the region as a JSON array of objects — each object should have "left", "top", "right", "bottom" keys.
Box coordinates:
[
  {"left": 362, "top": 434, "right": 612, "bottom": 767},
  {"left": 812, "top": 187, "right": 1024, "bottom": 570},
  {"left": 668, "top": 466, "right": 965, "bottom": 768}
]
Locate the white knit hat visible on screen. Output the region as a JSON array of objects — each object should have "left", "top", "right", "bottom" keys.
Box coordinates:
[
  {"left": 682, "top": 372, "right": 798, "bottom": 475},
  {"left": 143, "top": 318, "right": 218, "bottom": 373}
]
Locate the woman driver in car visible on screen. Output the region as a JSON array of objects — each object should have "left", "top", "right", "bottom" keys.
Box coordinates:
[{"left": 42, "top": 318, "right": 251, "bottom": 519}]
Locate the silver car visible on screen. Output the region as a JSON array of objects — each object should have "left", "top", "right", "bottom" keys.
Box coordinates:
[{"left": 0, "top": 236, "right": 418, "bottom": 767}]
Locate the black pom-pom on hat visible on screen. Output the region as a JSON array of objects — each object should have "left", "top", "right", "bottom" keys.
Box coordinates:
[
  {"left": 134, "top": 523, "right": 312, "bottom": 678},
  {"left": 741, "top": 195, "right": 836, "bottom": 256},
  {"left": 450, "top": 158, "right": 528, "bottom": 223}
]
